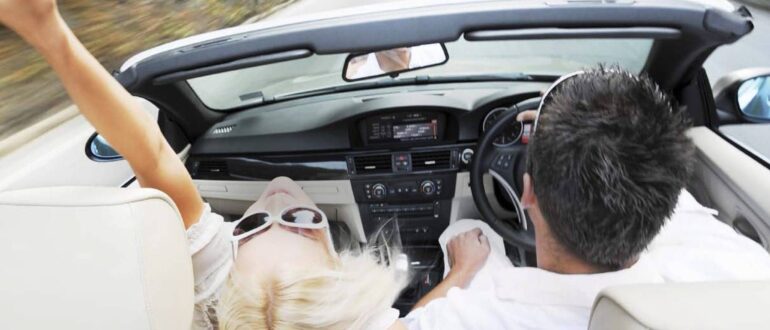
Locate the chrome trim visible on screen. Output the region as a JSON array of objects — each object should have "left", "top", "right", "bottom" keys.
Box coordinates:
[
  {"left": 489, "top": 169, "right": 527, "bottom": 231},
  {"left": 482, "top": 107, "right": 524, "bottom": 147}
]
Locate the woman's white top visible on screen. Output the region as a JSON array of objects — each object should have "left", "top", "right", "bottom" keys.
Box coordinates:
[
  {"left": 187, "top": 204, "right": 232, "bottom": 330},
  {"left": 186, "top": 204, "right": 399, "bottom": 329}
]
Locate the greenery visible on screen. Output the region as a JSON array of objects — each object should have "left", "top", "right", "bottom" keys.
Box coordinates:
[{"left": 0, "top": 0, "right": 289, "bottom": 141}]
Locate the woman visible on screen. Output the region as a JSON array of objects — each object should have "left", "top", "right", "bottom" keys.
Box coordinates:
[{"left": 0, "top": 1, "right": 408, "bottom": 328}]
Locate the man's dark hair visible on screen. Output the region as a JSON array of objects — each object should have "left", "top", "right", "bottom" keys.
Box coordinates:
[{"left": 528, "top": 66, "right": 694, "bottom": 270}]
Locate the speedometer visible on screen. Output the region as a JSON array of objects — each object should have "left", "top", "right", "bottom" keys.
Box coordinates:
[{"left": 482, "top": 107, "right": 524, "bottom": 147}]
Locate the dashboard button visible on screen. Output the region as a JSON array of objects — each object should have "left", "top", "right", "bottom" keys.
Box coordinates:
[
  {"left": 460, "top": 149, "right": 474, "bottom": 164},
  {"left": 420, "top": 181, "right": 436, "bottom": 195},
  {"left": 372, "top": 183, "right": 387, "bottom": 199}
]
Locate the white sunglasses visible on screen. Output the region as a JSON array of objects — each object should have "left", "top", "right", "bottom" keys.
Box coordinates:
[{"left": 230, "top": 206, "right": 337, "bottom": 259}]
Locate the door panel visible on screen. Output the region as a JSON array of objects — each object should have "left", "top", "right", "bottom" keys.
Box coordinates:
[
  {"left": 0, "top": 98, "right": 159, "bottom": 192},
  {"left": 688, "top": 127, "right": 770, "bottom": 250},
  {"left": 720, "top": 123, "right": 770, "bottom": 164}
]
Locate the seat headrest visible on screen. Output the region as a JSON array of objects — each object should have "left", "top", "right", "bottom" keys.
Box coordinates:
[
  {"left": 0, "top": 187, "right": 194, "bottom": 329},
  {"left": 589, "top": 281, "right": 770, "bottom": 330}
]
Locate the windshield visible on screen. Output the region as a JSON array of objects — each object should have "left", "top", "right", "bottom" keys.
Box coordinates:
[{"left": 188, "top": 38, "right": 653, "bottom": 110}]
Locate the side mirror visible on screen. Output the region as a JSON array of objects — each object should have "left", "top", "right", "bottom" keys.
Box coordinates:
[
  {"left": 714, "top": 68, "right": 770, "bottom": 123},
  {"left": 343, "top": 43, "right": 448, "bottom": 81},
  {"left": 737, "top": 76, "right": 770, "bottom": 120},
  {"left": 86, "top": 133, "right": 123, "bottom": 162}
]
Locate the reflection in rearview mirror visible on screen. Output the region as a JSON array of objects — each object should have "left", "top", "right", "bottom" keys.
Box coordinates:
[
  {"left": 737, "top": 75, "right": 770, "bottom": 119},
  {"left": 344, "top": 43, "right": 448, "bottom": 81}
]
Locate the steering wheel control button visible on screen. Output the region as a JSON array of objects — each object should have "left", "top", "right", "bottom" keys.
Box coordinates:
[{"left": 494, "top": 154, "right": 514, "bottom": 169}]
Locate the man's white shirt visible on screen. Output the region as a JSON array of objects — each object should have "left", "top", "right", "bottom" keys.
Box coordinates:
[{"left": 401, "top": 190, "right": 770, "bottom": 330}]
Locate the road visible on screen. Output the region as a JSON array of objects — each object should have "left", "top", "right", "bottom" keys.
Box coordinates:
[{"left": 263, "top": 0, "right": 401, "bottom": 20}]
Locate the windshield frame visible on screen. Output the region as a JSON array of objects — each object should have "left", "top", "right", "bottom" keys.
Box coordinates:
[{"left": 186, "top": 37, "right": 656, "bottom": 111}]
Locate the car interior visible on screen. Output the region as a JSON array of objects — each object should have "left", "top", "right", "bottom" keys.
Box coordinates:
[{"left": 1, "top": 1, "right": 770, "bottom": 328}]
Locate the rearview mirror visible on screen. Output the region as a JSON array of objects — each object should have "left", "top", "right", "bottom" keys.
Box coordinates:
[
  {"left": 737, "top": 75, "right": 770, "bottom": 120},
  {"left": 343, "top": 43, "right": 448, "bottom": 81}
]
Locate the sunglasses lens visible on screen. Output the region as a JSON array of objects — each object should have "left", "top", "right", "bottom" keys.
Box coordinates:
[
  {"left": 281, "top": 207, "right": 324, "bottom": 225},
  {"left": 233, "top": 213, "right": 270, "bottom": 236}
]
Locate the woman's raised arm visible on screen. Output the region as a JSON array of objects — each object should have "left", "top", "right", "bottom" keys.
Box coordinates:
[{"left": 0, "top": 0, "right": 204, "bottom": 228}]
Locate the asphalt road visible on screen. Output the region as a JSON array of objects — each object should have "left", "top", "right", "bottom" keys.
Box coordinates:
[{"left": 264, "top": 0, "right": 402, "bottom": 20}]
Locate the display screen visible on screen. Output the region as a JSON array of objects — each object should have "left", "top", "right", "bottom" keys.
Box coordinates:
[
  {"left": 393, "top": 121, "right": 437, "bottom": 140},
  {"left": 365, "top": 112, "right": 443, "bottom": 143}
]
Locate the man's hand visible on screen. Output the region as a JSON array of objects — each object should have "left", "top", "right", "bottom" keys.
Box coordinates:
[
  {"left": 412, "top": 228, "right": 491, "bottom": 310},
  {"left": 0, "top": 0, "right": 64, "bottom": 49},
  {"left": 447, "top": 228, "right": 491, "bottom": 286},
  {"left": 516, "top": 109, "right": 537, "bottom": 123}
]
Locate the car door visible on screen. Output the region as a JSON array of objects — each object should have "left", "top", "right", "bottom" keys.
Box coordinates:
[{"left": 685, "top": 69, "right": 770, "bottom": 251}]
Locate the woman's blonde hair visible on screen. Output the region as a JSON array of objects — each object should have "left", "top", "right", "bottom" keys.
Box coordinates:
[{"left": 217, "top": 246, "right": 408, "bottom": 330}]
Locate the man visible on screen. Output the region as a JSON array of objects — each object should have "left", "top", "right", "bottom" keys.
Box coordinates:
[{"left": 400, "top": 67, "right": 770, "bottom": 329}]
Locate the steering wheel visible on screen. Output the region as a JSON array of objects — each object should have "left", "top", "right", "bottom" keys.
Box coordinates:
[{"left": 470, "top": 106, "right": 536, "bottom": 252}]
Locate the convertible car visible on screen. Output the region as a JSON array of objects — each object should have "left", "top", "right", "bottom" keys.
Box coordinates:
[{"left": 2, "top": 0, "right": 770, "bottom": 329}]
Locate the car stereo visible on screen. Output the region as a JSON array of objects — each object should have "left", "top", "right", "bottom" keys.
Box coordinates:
[{"left": 361, "top": 111, "right": 446, "bottom": 144}]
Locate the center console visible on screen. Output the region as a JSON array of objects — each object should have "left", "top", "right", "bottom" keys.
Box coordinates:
[
  {"left": 352, "top": 173, "right": 455, "bottom": 243},
  {"left": 351, "top": 170, "right": 455, "bottom": 315},
  {"left": 349, "top": 110, "right": 464, "bottom": 313}
]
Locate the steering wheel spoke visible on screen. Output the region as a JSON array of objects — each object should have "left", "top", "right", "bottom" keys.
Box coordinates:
[{"left": 470, "top": 106, "right": 536, "bottom": 253}]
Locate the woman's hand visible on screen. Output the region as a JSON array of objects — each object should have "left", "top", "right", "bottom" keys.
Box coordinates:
[
  {"left": 0, "top": 0, "right": 64, "bottom": 49},
  {"left": 0, "top": 0, "right": 204, "bottom": 227},
  {"left": 447, "top": 228, "right": 490, "bottom": 285}
]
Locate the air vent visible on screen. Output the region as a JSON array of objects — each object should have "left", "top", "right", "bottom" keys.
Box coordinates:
[
  {"left": 411, "top": 150, "right": 452, "bottom": 171},
  {"left": 212, "top": 124, "right": 235, "bottom": 135},
  {"left": 353, "top": 154, "right": 392, "bottom": 174},
  {"left": 196, "top": 160, "right": 229, "bottom": 177}
]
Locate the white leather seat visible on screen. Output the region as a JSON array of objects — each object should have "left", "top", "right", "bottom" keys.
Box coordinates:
[
  {"left": 0, "top": 187, "right": 194, "bottom": 330},
  {"left": 589, "top": 281, "right": 770, "bottom": 330}
]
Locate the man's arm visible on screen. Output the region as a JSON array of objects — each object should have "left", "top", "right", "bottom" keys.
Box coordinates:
[
  {"left": 413, "top": 228, "right": 490, "bottom": 310},
  {"left": 0, "top": 0, "right": 203, "bottom": 228},
  {"left": 411, "top": 112, "right": 537, "bottom": 310}
]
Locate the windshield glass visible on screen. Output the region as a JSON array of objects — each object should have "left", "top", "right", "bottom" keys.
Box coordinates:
[{"left": 188, "top": 38, "right": 653, "bottom": 110}]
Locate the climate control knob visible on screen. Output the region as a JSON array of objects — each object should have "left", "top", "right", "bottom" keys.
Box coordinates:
[
  {"left": 420, "top": 180, "right": 436, "bottom": 195},
  {"left": 372, "top": 183, "right": 387, "bottom": 199}
]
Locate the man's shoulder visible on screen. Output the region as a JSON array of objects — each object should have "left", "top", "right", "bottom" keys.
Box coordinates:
[{"left": 403, "top": 285, "right": 589, "bottom": 330}]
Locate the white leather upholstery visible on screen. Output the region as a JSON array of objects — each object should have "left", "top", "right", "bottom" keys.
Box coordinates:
[
  {"left": 589, "top": 281, "right": 770, "bottom": 330},
  {"left": 0, "top": 187, "right": 194, "bottom": 330}
]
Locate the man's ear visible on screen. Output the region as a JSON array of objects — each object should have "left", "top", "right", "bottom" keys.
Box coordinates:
[{"left": 522, "top": 173, "right": 537, "bottom": 209}]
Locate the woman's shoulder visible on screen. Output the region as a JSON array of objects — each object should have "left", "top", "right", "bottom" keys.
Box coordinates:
[{"left": 187, "top": 204, "right": 231, "bottom": 254}]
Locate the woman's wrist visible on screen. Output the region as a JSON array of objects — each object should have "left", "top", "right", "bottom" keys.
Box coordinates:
[{"left": 24, "top": 13, "right": 70, "bottom": 55}]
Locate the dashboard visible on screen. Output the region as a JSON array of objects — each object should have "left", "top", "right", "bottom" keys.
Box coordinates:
[{"left": 186, "top": 82, "right": 548, "bottom": 245}]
